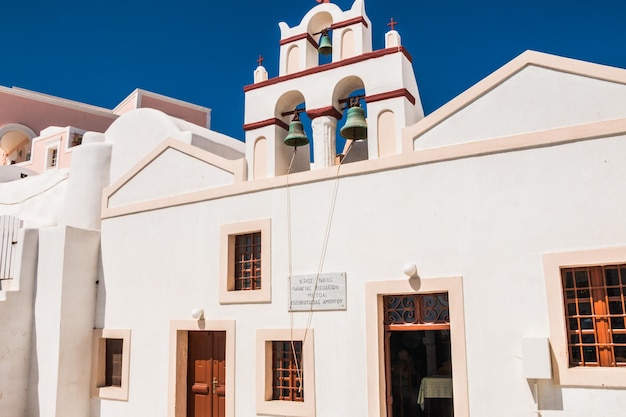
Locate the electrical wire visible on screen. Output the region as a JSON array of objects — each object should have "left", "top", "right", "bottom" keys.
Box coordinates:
[
  {"left": 285, "top": 146, "right": 302, "bottom": 390},
  {"left": 285, "top": 140, "right": 356, "bottom": 392},
  {"left": 303, "top": 140, "right": 354, "bottom": 337}
]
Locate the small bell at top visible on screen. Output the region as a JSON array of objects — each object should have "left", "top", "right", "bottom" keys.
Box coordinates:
[
  {"left": 318, "top": 29, "right": 332, "bottom": 56},
  {"left": 284, "top": 113, "right": 309, "bottom": 148}
]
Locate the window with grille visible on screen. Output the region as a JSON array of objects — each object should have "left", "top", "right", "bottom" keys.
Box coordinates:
[
  {"left": 383, "top": 293, "right": 450, "bottom": 326},
  {"left": 234, "top": 232, "right": 261, "bottom": 290},
  {"left": 46, "top": 145, "right": 59, "bottom": 169},
  {"left": 272, "top": 341, "right": 303, "bottom": 402},
  {"left": 220, "top": 219, "right": 270, "bottom": 304},
  {"left": 561, "top": 265, "right": 626, "bottom": 367}
]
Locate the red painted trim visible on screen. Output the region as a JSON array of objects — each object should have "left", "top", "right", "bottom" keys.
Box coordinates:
[
  {"left": 244, "top": 47, "right": 412, "bottom": 92},
  {"left": 279, "top": 17, "right": 369, "bottom": 48},
  {"left": 330, "top": 16, "right": 369, "bottom": 30},
  {"left": 243, "top": 118, "right": 289, "bottom": 131},
  {"left": 279, "top": 33, "right": 318, "bottom": 48},
  {"left": 365, "top": 88, "right": 416, "bottom": 106},
  {"left": 306, "top": 106, "right": 343, "bottom": 120},
  {"left": 245, "top": 89, "right": 415, "bottom": 130}
]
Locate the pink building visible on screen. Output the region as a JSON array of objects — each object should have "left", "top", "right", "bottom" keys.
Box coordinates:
[{"left": 0, "top": 87, "right": 211, "bottom": 177}]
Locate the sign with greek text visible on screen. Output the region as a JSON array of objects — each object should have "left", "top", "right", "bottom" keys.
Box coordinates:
[{"left": 289, "top": 272, "right": 347, "bottom": 311}]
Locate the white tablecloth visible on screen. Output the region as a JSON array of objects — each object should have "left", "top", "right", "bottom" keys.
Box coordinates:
[{"left": 417, "top": 377, "right": 453, "bottom": 409}]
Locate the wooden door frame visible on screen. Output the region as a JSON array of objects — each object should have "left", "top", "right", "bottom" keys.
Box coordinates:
[
  {"left": 384, "top": 324, "right": 452, "bottom": 417},
  {"left": 168, "top": 320, "right": 236, "bottom": 417},
  {"left": 364, "top": 277, "right": 470, "bottom": 417}
]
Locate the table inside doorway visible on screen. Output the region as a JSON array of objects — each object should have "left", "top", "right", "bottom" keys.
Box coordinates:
[{"left": 417, "top": 376, "right": 453, "bottom": 414}]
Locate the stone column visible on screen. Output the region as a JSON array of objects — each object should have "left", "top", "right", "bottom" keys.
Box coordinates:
[
  {"left": 31, "top": 226, "right": 100, "bottom": 417},
  {"left": 307, "top": 107, "right": 343, "bottom": 170},
  {"left": 311, "top": 116, "right": 337, "bottom": 169}
]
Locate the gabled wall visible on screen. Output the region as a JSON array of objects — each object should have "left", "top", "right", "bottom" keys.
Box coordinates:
[{"left": 405, "top": 51, "right": 626, "bottom": 151}]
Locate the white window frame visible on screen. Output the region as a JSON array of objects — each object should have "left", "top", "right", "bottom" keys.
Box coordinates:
[
  {"left": 544, "top": 247, "right": 626, "bottom": 387},
  {"left": 219, "top": 218, "right": 271, "bottom": 304},
  {"left": 45, "top": 142, "right": 60, "bottom": 170},
  {"left": 91, "top": 328, "right": 131, "bottom": 401}
]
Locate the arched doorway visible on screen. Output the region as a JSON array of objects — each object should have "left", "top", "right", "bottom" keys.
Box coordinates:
[{"left": 0, "top": 124, "right": 36, "bottom": 165}]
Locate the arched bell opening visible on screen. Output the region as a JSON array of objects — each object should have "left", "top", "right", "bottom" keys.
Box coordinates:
[
  {"left": 316, "top": 29, "right": 333, "bottom": 66},
  {"left": 307, "top": 11, "right": 334, "bottom": 66},
  {"left": 0, "top": 124, "right": 36, "bottom": 165},
  {"left": 332, "top": 77, "right": 369, "bottom": 164},
  {"left": 297, "top": 111, "right": 315, "bottom": 163},
  {"left": 275, "top": 91, "right": 311, "bottom": 174}
]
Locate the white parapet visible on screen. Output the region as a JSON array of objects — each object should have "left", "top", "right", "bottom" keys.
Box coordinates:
[{"left": 30, "top": 226, "right": 100, "bottom": 417}]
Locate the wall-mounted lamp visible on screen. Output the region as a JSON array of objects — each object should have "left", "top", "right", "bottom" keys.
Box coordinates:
[
  {"left": 403, "top": 263, "right": 418, "bottom": 279},
  {"left": 191, "top": 308, "right": 205, "bottom": 320}
]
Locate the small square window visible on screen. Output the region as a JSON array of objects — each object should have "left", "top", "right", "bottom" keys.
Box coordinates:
[
  {"left": 91, "top": 329, "right": 131, "bottom": 400},
  {"left": 46, "top": 146, "right": 59, "bottom": 169},
  {"left": 256, "top": 329, "right": 315, "bottom": 417},
  {"left": 70, "top": 132, "right": 83, "bottom": 147},
  {"left": 234, "top": 232, "right": 262, "bottom": 290},
  {"left": 105, "top": 339, "right": 124, "bottom": 387},
  {"left": 272, "top": 341, "right": 304, "bottom": 402},
  {"left": 560, "top": 265, "right": 626, "bottom": 368},
  {"left": 220, "top": 219, "right": 271, "bottom": 304},
  {"left": 544, "top": 248, "right": 626, "bottom": 387}
]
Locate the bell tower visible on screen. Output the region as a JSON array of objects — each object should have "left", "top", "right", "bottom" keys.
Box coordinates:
[{"left": 243, "top": 0, "right": 424, "bottom": 180}]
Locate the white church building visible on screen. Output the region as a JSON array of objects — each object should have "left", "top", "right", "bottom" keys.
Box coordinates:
[{"left": 1, "top": 1, "right": 626, "bottom": 417}]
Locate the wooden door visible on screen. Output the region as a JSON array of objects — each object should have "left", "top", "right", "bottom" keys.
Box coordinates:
[{"left": 187, "top": 331, "right": 226, "bottom": 417}]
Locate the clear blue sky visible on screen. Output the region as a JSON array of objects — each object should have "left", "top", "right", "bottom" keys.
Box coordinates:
[{"left": 1, "top": 0, "right": 625, "bottom": 140}]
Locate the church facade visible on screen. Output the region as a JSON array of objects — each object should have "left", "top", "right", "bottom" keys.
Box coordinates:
[{"left": 2, "top": 1, "right": 626, "bottom": 417}]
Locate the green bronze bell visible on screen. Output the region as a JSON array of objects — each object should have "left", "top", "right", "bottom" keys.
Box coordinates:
[
  {"left": 318, "top": 30, "right": 332, "bottom": 56},
  {"left": 284, "top": 116, "right": 309, "bottom": 148},
  {"left": 340, "top": 105, "right": 368, "bottom": 140}
]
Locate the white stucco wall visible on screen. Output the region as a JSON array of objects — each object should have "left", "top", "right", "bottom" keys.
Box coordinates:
[
  {"left": 31, "top": 226, "right": 100, "bottom": 417},
  {"left": 0, "top": 170, "right": 68, "bottom": 228},
  {"left": 0, "top": 229, "right": 38, "bottom": 417},
  {"left": 97, "top": 132, "right": 626, "bottom": 417},
  {"left": 0, "top": 134, "right": 108, "bottom": 417},
  {"left": 414, "top": 65, "right": 626, "bottom": 150},
  {"left": 106, "top": 109, "right": 244, "bottom": 186},
  {"left": 108, "top": 148, "right": 235, "bottom": 208},
  {"left": 58, "top": 132, "right": 112, "bottom": 230}
]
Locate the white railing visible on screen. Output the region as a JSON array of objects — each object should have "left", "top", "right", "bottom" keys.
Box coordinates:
[{"left": 0, "top": 215, "right": 22, "bottom": 286}]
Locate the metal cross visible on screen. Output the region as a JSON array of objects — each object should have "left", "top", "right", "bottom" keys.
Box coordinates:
[
  {"left": 257, "top": 54, "right": 264, "bottom": 67},
  {"left": 388, "top": 18, "right": 398, "bottom": 31}
]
